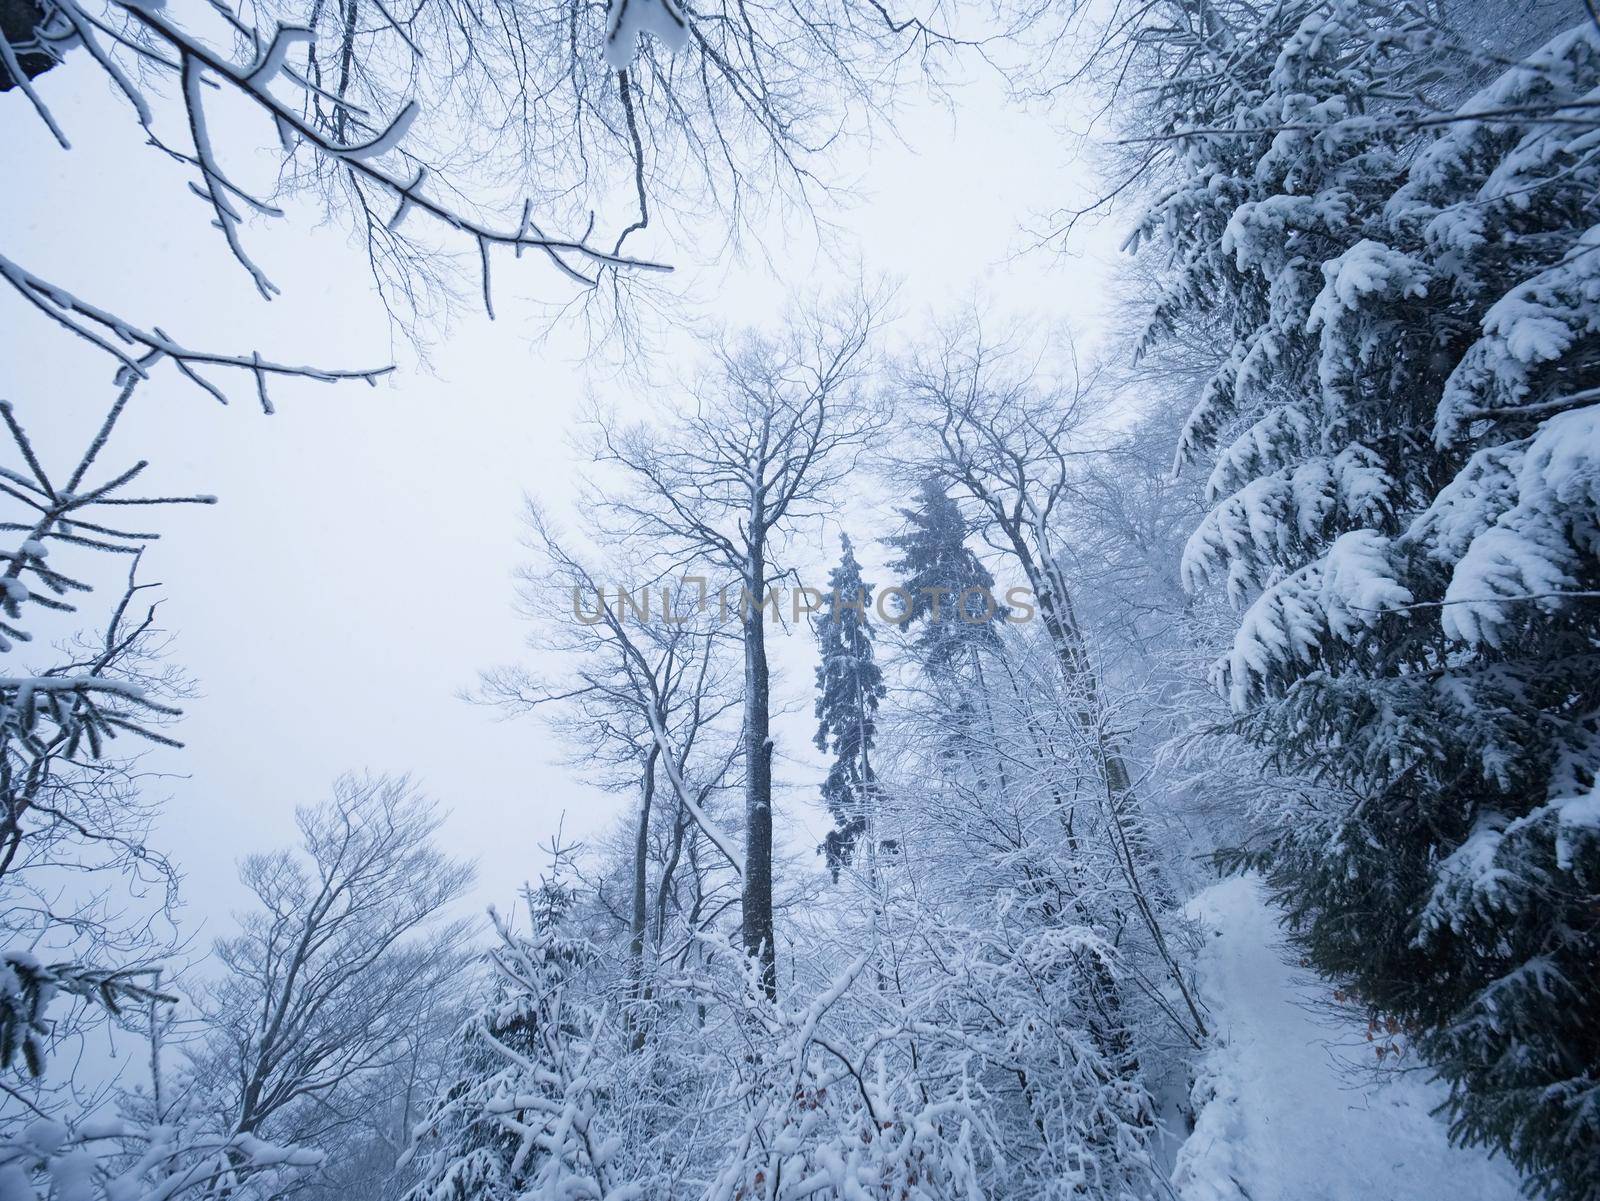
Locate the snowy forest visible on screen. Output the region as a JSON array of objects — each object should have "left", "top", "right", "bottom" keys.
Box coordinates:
[{"left": 2, "top": 0, "right": 1597, "bottom": 1198}]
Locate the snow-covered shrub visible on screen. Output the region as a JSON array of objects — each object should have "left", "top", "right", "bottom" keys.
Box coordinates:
[{"left": 0, "top": 1112, "right": 320, "bottom": 1201}]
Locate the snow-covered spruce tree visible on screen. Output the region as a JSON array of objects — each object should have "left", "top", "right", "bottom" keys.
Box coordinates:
[
  {"left": 884, "top": 477, "right": 1005, "bottom": 678},
  {"left": 881, "top": 473, "right": 1023, "bottom": 829},
  {"left": 813, "top": 535, "right": 888, "bottom": 878},
  {"left": 1121, "top": 3, "right": 1600, "bottom": 1191}
]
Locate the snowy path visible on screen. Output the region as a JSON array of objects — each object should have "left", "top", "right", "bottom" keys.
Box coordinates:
[{"left": 1171, "top": 876, "right": 1524, "bottom": 1201}]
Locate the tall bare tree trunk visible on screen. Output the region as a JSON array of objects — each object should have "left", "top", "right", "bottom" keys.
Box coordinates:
[
  {"left": 741, "top": 558, "right": 777, "bottom": 998},
  {"left": 628, "top": 744, "right": 659, "bottom": 1049},
  {"left": 1027, "top": 546, "right": 1204, "bottom": 1036}
]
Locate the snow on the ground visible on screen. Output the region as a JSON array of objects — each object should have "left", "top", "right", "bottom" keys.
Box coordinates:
[{"left": 1172, "top": 875, "right": 1524, "bottom": 1201}]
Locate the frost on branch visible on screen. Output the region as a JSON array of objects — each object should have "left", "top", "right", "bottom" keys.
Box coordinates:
[
  {"left": 0, "top": 389, "right": 198, "bottom": 762},
  {"left": 0, "top": 956, "right": 171, "bottom": 1079},
  {"left": 3, "top": 0, "right": 670, "bottom": 377},
  {"left": 0, "top": 1112, "right": 321, "bottom": 1201}
]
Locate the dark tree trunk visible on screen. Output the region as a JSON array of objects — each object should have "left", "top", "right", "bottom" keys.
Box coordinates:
[
  {"left": 740, "top": 559, "right": 777, "bottom": 998},
  {"left": 628, "top": 743, "right": 659, "bottom": 1049}
]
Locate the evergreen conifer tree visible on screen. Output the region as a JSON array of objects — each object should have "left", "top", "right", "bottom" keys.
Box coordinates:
[
  {"left": 814, "top": 535, "right": 888, "bottom": 878},
  {"left": 1125, "top": 7, "right": 1600, "bottom": 1192},
  {"left": 885, "top": 477, "right": 1004, "bottom": 678}
]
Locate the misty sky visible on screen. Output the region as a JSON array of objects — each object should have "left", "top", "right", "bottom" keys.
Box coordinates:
[{"left": 2, "top": 22, "right": 1126, "bottom": 946}]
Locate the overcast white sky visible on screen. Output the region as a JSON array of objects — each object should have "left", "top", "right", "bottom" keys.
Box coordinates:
[{"left": 2, "top": 14, "right": 1128, "bottom": 947}]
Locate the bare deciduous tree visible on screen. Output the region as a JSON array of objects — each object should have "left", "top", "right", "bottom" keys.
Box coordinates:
[
  {"left": 186, "top": 774, "right": 474, "bottom": 1160},
  {"left": 897, "top": 322, "right": 1207, "bottom": 1039},
  {"left": 478, "top": 506, "right": 742, "bottom": 1040},
  {"left": 586, "top": 293, "right": 888, "bottom": 995}
]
